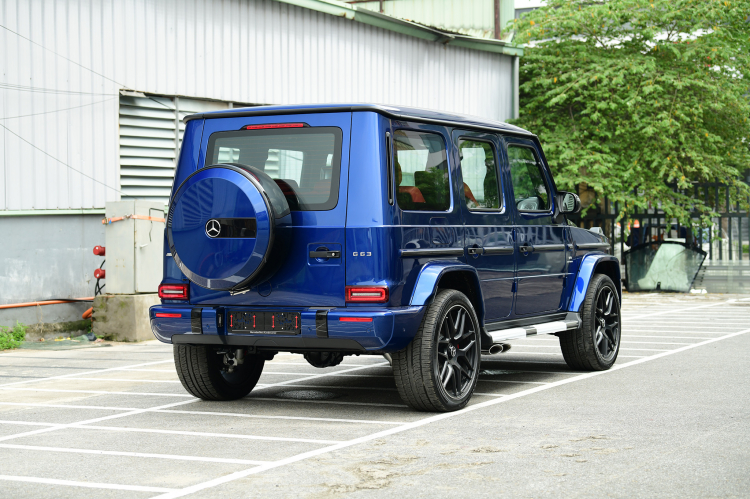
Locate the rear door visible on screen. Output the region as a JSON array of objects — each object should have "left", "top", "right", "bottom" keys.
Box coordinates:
[
  {"left": 504, "top": 138, "right": 568, "bottom": 316},
  {"left": 189, "top": 112, "right": 352, "bottom": 307},
  {"left": 452, "top": 130, "right": 514, "bottom": 321},
  {"left": 393, "top": 124, "right": 464, "bottom": 261}
]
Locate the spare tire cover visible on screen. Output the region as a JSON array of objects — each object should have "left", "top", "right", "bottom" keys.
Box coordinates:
[{"left": 167, "top": 165, "right": 275, "bottom": 291}]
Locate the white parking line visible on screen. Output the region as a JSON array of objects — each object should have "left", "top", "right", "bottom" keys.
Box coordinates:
[
  {"left": 0, "top": 387, "right": 193, "bottom": 397},
  {"left": 61, "top": 377, "right": 181, "bottom": 383},
  {"left": 0, "top": 402, "right": 407, "bottom": 426},
  {"left": 625, "top": 327, "right": 748, "bottom": 331},
  {"left": 118, "top": 369, "right": 176, "bottom": 373},
  {"left": 508, "top": 345, "right": 671, "bottom": 352},
  {"left": 151, "top": 326, "right": 750, "bottom": 499},
  {"left": 621, "top": 341, "right": 692, "bottom": 345},
  {"left": 0, "top": 359, "right": 174, "bottom": 388},
  {"left": 0, "top": 474, "right": 176, "bottom": 493},
  {"left": 477, "top": 379, "right": 548, "bottom": 385},
  {"left": 73, "top": 425, "right": 343, "bottom": 445},
  {"left": 0, "top": 402, "right": 141, "bottom": 412},
  {"left": 621, "top": 300, "right": 730, "bottom": 319},
  {"left": 513, "top": 338, "right": 694, "bottom": 345},
  {"left": 246, "top": 397, "right": 408, "bottom": 408},
  {"left": 264, "top": 361, "right": 389, "bottom": 368},
  {"left": 157, "top": 409, "right": 407, "bottom": 426},
  {"left": 257, "top": 383, "right": 397, "bottom": 392},
  {"left": 0, "top": 420, "right": 342, "bottom": 445},
  {"left": 0, "top": 444, "right": 269, "bottom": 465},
  {"left": 261, "top": 372, "right": 395, "bottom": 379},
  {"left": 0, "top": 399, "right": 197, "bottom": 444},
  {"left": 622, "top": 335, "right": 716, "bottom": 340}
]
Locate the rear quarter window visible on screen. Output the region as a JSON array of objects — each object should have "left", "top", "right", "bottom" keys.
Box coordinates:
[
  {"left": 206, "top": 127, "right": 343, "bottom": 211},
  {"left": 393, "top": 130, "right": 450, "bottom": 212}
]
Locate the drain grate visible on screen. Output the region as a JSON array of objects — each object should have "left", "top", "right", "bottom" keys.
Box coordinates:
[{"left": 275, "top": 390, "right": 342, "bottom": 401}]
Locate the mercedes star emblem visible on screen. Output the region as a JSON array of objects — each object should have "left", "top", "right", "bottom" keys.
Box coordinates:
[{"left": 205, "top": 219, "right": 221, "bottom": 238}]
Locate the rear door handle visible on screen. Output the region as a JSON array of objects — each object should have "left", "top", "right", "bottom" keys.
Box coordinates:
[
  {"left": 519, "top": 245, "right": 534, "bottom": 254},
  {"left": 467, "top": 247, "right": 484, "bottom": 256},
  {"left": 309, "top": 250, "right": 341, "bottom": 258}
]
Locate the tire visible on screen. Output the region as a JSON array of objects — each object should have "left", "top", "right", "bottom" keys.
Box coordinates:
[
  {"left": 392, "top": 289, "right": 481, "bottom": 412},
  {"left": 174, "top": 345, "right": 264, "bottom": 400},
  {"left": 559, "top": 273, "right": 621, "bottom": 371}
]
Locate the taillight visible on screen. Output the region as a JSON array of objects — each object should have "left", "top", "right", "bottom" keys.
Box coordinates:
[
  {"left": 155, "top": 313, "right": 182, "bottom": 318},
  {"left": 158, "top": 283, "right": 189, "bottom": 300},
  {"left": 339, "top": 317, "right": 373, "bottom": 322},
  {"left": 345, "top": 286, "right": 389, "bottom": 303}
]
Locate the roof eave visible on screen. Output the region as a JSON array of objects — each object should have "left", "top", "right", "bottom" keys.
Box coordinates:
[{"left": 273, "top": 0, "right": 523, "bottom": 56}]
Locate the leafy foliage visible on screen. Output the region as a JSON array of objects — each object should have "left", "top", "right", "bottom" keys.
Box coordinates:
[
  {"left": 509, "top": 0, "right": 750, "bottom": 225},
  {"left": 0, "top": 322, "right": 27, "bottom": 350}
]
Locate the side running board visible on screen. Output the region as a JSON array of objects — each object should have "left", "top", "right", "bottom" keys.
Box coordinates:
[{"left": 489, "top": 314, "right": 581, "bottom": 344}]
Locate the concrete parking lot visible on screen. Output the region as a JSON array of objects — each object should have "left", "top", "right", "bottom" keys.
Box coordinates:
[{"left": 0, "top": 293, "right": 749, "bottom": 498}]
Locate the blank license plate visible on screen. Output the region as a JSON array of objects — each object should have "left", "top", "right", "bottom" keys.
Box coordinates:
[{"left": 227, "top": 311, "right": 301, "bottom": 335}]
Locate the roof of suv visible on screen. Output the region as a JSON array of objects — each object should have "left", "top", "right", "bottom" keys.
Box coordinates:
[{"left": 183, "top": 103, "right": 533, "bottom": 137}]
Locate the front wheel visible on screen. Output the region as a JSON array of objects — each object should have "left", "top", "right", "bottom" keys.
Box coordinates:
[
  {"left": 559, "top": 273, "right": 621, "bottom": 370},
  {"left": 393, "top": 289, "right": 481, "bottom": 412},
  {"left": 174, "top": 345, "right": 264, "bottom": 400}
]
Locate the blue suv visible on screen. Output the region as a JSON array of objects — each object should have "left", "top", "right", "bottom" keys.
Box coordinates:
[{"left": 151, "top": 104, "right": 621, "bottom": 412}]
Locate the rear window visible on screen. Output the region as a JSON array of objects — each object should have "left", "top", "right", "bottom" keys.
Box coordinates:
[
  {"left": 205, "top": 127, "right": 343, "bottom": 211},
  {"left": 393, "top": 130, "right": 450, "bottom": 211}
]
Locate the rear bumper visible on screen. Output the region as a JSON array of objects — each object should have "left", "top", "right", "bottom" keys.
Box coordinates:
[{"left": 149, "top": 305, "right": 425, "bottom": 353}]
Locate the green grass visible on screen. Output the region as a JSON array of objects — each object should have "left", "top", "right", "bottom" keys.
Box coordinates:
[
  {"left": 744, "top": 244, "right": 749, "bottom": 254},
  {"left": 0, "top": 322, "right": 27, "bottom": 350}
]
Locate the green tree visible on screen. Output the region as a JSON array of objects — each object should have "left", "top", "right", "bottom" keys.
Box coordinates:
[{"left": 509, "top": 0, "right": 750, "bottom": 226}]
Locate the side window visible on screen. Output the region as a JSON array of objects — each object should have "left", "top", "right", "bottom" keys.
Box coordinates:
[
  {"left": 508, "top": 145, "right": 550, "bottom": 212},
  {"left": 394, "top": 130, "right": 450, "bottom": 211},
  {"left": 458, "top": 139, "right": 501, "bottom": 211}
]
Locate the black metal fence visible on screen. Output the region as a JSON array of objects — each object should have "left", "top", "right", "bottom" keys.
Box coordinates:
[{"left": 569, "top": 183, "right": 750, "bottom": 262}]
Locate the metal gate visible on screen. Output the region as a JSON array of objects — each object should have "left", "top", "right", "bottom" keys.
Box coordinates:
[{"left": 570, "top": 183, "right": 750, "bottom": 293}]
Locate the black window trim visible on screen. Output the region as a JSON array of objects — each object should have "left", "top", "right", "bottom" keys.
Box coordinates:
[
  {"left": 385, "top": 131, "right": 394, "bottom": 206},
  {"left": 457, "top": 135, "right": 506, "bottom": 215},
  {"left": 506, "top": 142, "right": 554, "bottom": 215},
  {"left": 204, "top": 126, "right": 344, "bottom": 212},
  {"left": 392, "top": 126, "right": 454, "bottom": 214}
]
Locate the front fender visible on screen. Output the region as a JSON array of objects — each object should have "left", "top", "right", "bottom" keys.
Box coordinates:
[
  {"left": 568, "top": 253, "right": 622, "bottom": 312},
  {"left": 409, "top": 262, "right": 485, "bottom": 325}
]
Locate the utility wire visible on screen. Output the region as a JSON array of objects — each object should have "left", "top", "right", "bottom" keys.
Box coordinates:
[
  {"left": 0, "top": 122, "right": 121, "bottom": 194},
  {"left": 0, "top": 23, "right": 175, "bottom": 112},
  {"left": 0, "top": 83, "right": 117, "bottom": 96},
  {"left": 0, "top": 97, "right": 115, "bottom": 120}
]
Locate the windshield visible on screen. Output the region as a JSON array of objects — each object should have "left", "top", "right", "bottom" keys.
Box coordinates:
[{"left": 206, "top": 127, "right": 343, "bottom": 211}]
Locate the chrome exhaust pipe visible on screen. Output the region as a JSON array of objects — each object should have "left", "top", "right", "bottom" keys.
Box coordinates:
[{"left": 486, "top": 343, "right": 511, "bottom": 355}]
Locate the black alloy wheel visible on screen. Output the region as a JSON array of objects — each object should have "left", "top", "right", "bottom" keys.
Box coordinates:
[
  {"left": 436, "top": 304, "right": 480, "bottom": 400},
  {"left": 392, "top": 289, "right": 481, "bottom": 412},
  {"left": 559, "top": 273, "right": 621, "bottom": 371},
  {"left": 594, "top": 285, "right": 619, "bottom": 362}
]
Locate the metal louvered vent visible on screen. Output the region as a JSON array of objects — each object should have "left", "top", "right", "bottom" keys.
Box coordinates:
[{"left": 119, "top": 91, "right": 253, "bottom": 205}]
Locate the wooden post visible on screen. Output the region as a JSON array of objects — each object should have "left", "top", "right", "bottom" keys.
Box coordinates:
[{"left": 494, "top": 0, "right": 501, "bottom": 39}]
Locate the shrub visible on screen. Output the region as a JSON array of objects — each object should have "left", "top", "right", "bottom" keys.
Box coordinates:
[{"left": 0, "top": 322, "right": 27, "bottom": 350}]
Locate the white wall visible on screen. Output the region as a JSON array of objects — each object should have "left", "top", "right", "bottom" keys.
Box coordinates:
[{"left": 0, "top": 0, "right": 514, "bottom": 210}]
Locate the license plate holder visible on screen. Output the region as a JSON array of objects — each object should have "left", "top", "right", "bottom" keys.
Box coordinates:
[{"left": 227, "top": 310, "right": 301, "bottom": 335}]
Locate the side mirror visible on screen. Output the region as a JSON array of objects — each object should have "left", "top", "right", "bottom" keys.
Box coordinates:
[{"left": 559, "top": 192, "right": 581, "bottom": 214}]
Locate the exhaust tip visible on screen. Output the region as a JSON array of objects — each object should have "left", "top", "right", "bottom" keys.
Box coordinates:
[
  {"left": 486, "top": 343, "right": 511, "bottom": 355},
  {"left": 488, "top": 344, "right": 504, "bottom": 355}
]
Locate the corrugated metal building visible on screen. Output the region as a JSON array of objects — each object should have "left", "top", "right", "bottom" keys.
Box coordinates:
[{"left": 0, "top": 0, "right": 522, "bottom": 325}]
